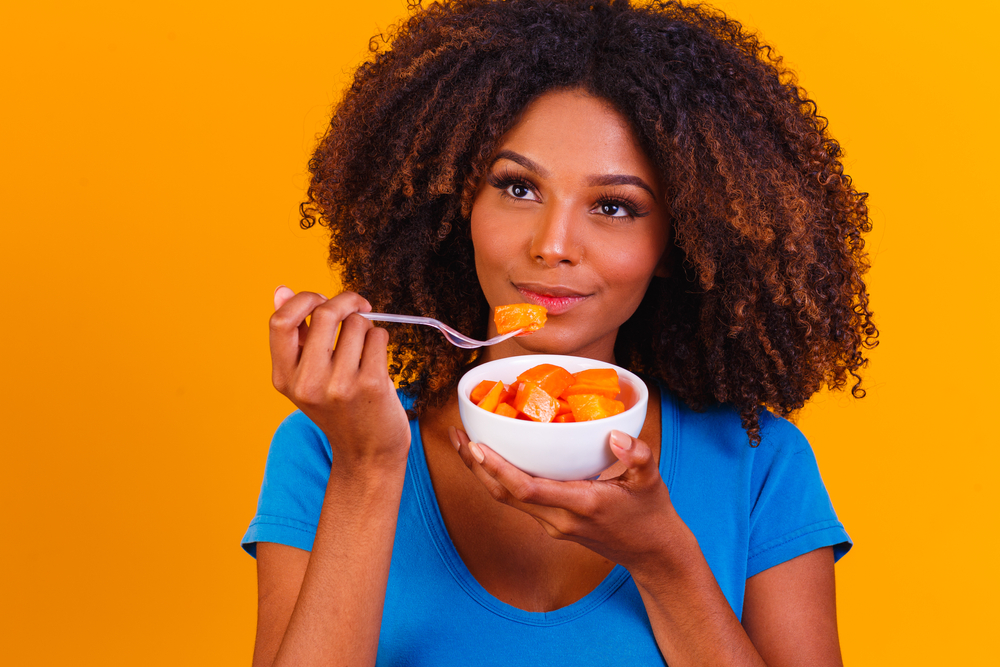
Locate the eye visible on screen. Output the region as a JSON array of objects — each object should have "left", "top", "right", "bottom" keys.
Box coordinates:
[
  {"left": 591, "top": 188, "right": 651, "bottom": 220},
  {"left": 486, "top": 167, "right": 540, "bottom": 203},
  {"left": 598, "top": 202, "right": 628, "bottom": 217},
  {"left": 592, "top": 196, "right": 643, "bottom": 220},
  {"left": 506, "top": 183, "right": 537, "bottom": 200}
]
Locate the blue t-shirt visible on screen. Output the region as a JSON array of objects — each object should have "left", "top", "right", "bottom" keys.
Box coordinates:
[{"left": 242, "top": 389, "right": 850, "bottom": 665}]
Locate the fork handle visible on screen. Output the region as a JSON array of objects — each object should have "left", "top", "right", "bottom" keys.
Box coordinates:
[{"left": 358, "top": 313, "right": 435, "bottom": 326}]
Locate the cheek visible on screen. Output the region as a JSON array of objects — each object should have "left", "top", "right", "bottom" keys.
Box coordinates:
[
  {"left": 599, "top": 231, "right": 667, "bottom": 294},
  {"left": 470, "top": 208, "right": 517, "bottom": 296}
]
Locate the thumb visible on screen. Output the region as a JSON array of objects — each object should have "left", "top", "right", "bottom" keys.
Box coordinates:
[
  {"left": 274, "top": 285, "right": 296, "bottom": 311},
  {"left": 609, "top": 430, "right": 658, "bottom": 486}
]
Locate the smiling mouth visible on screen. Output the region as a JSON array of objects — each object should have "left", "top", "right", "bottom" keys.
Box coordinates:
[{"left": 515, "top": 285, "right": 590, "bottom": 315}]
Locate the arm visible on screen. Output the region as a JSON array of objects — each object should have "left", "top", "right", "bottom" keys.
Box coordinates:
[
  {"left": 451, "top": 429, "right": 842, "bottom": 667},
  {"left": 252, "top": 288, "right": 411, "bottom": 667},
  {"left": 630, "top": 533, "right": 842, "bottom": 667},
  {"left": 742, "top": 547, "right": 842, "bottom": 667}
]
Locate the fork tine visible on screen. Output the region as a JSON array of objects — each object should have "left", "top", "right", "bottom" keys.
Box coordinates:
[
  {"left": 436, "top": 321, "right": 481, "bottom": 346},
  {"left": 440, "top": 329, "right": 477, "bottom": 349}
]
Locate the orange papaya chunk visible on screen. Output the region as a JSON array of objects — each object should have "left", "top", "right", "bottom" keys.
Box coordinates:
[
  {"left": 495, "top": 402, "right": 520, "bottom": 419},
  {"left": 565, "top": 394, "right": 626, "bottom": 421},
  {"left": 470, "top": 380, "right": 496, "bottom": 404},
  {"left": 516, "top": 364, "right": 576, "bottom": 399},
  {"left": 513, "top": 381, "right": 560, "bottom": 423},
  {"left": 494, "top": 304, "right": 547, "bottom": 335},
  {"left": 560, "top": 368, "right": 620, "bottom": 399},
  {"left": 556, "top": 398, "right": 572, "bottom": 415},
  {"left": 475, "top": 380, "right": 507, "bottom": 413},
  {"left": 553, "top": 413, "right": 576, "bottom": 423}
]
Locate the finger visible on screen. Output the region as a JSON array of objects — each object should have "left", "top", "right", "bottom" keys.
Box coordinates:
[
  {"left": 469, "top": 442, "right": 596, "bottom": 536},
  {"left": 529, "top": 514, "right": 564, "bottom": 540},
  {"left": 447, "top": 425, "right": 465, "bottom": 451},
  {"left": 609, "top": 430, "right": 659, "bottom": 487},
  {"left": 470, "top": 442, "right": 598, "bottom": 515},
  {"left": 298, "top": 293, "right": 372, "bottom": 373},
  {"left": 273, "top": 285, "right": 296, "bottom": 311},
  {"left": 269, "top": 290, "right": 330, "bottom": 391},
  {"left": 278, "top": 286, "right": 318, "bottom": 347},
  {"left": 275, "top": 286, "right": 312, "bottom": 349},
  {"left": 327, "top": 312, "right": 374, "bottom": 380},
  {"left": 358, "top": 325, "right": 391, "bottom": 382},
  {"left": 451, "top": 430, "right": 515, "bottom": 501}
]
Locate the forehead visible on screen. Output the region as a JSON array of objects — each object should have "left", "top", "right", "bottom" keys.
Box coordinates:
[{"left": 494, "top": 89, "right": 657, "bottom": 182}]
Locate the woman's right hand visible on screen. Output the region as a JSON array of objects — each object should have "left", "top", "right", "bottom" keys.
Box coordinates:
[
  {"left": 268, "top": 286, "right": 411, "bottom": 469},
  {"left": 258, "top": 287, "right": 411, "bottom": 667}
]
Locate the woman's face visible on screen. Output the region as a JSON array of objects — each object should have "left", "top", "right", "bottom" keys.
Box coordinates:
[{"left": 471, "top": 89, "right": 670, "bottom": 363}]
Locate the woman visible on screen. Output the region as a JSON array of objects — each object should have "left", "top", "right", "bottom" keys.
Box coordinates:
[{"left": 243, "top": 1, "right": 876, "bottom": 665}]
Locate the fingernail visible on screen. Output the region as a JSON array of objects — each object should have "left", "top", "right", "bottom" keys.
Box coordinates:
[
  {"left": 274, "top": 285, "right": 287, "bottom": 296},
  {"left": 469, "top": 442, "right": 485, "bottom": 463},
  {"left": 610, "top": 431, "right": 632, "bottom": 451},
  {"left": 448, "top": 426, "right": 460, "bottom": 451}
]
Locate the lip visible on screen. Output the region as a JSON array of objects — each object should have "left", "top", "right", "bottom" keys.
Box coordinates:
[{"left": 515, "top": 283, "right": 591, "bottom": 315}]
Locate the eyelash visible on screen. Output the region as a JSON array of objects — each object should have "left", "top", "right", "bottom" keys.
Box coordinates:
[
  {"left": 487, "top": 167, "right": 535, "bottom": 202},
  {"left": 486, "top": 168, "right": 650, "bottom": 220},
  {"left": 595, "top": 189, "right": 650, "bottom": 219}
]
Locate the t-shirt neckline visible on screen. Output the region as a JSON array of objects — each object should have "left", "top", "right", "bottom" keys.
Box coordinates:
[{"left": 406, "top": 385, "right": 678, "bottom": 627}]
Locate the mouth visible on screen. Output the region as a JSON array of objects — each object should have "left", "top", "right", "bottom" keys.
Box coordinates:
[{"left": 514, "top": 283, "right": 590, "bottom": 315}]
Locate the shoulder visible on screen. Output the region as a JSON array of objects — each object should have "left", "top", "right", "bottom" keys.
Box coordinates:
[
  {"left": 243, "top": 392, "right": 418, "bottom": 557},
  {"left": 262, "top": 410, "right": 333, "bottom": 480},
  {"left": 241, "top": 412, "right": 331, "bottom": 556},
  {"left": 669, "top": 397, "right": 808, "bottom": 469},
  {"left": 272, "top": 410, "right": 329, "bottom": 449},
  {"left": 662, "top": 391, "right": 850, "bottom": 587},
  {"left": 672, "top": 400, "right": 824, "bottom": 510},
  {"left": 674, "top": 404, "right": 852, "bottom": 574}
]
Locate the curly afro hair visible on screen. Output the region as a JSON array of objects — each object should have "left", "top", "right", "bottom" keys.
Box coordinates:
[{"left": 300, "top": 0, "right": 878, "bottom": 444}]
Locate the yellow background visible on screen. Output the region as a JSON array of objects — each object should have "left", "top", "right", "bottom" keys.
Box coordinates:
[{"left": 1, "top": 1, "right": 996, "bottom": 664}]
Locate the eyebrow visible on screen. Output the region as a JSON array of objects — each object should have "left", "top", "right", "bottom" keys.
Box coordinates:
[
  {"left": 491, "top": 149, "right": 656, "bottom": 198},
  {"left": 586, "top": 174, "right": 656, "bottom": 198},
  {"left": 491, "top": 150, "right": 550, "bottom": 178}
]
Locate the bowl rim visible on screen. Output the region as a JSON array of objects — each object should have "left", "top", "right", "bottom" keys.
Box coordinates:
[{"left": 457, "top": 354, "right": 649, "bottom": 428}]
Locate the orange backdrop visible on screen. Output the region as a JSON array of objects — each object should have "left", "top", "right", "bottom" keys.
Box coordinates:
[{"left": 1, "top": 1, "right": 997, "bottom": 664}]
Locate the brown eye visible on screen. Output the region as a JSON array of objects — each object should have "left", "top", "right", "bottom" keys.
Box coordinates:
[
  {"left": 593, "top": 200, "right": 633, "bottom": 218},
  {"left": 507, "top": 184, "right": 532, "bottom": 199}
]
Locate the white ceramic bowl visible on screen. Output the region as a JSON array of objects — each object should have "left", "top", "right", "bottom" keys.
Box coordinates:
[{"left": 457, "top": 354, "right": 648, "bottom": 481}]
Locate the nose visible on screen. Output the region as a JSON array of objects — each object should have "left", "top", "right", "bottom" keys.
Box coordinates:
[{"left": 529, "top": 202, "right": 582, "bottom": 268}]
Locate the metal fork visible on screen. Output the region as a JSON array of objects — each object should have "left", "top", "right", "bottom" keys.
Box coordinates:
[{"left": 358, "top": 313, "right": 523, "bottom": 349}]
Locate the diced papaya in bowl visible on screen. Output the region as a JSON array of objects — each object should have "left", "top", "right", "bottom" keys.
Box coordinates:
[
  {"left": 560, "top": 368, "right": 620, "bottom": 399},
  {"left": 495, "top": 402, "right": 520, "bottom": 419},
  {"left": 475, "top": 380, "right": 510, "bottom": 413},
  {"left": 467, "top": 362, "right": 623, "bottom": 422},
  {"left": 516, "top": 363, "right": 576, "bottom": 399},
  {"left": 469, "top": 380, "right": 497, "bottom": 404},
  {"left": 457, "top": 354, "right": 648, "bottom": 481},
  {"left": 513, "top": 381, "right": 562, "bottom": 423},
  {"left": 565, "top": 394, "right": 626, "bottom": 421}
]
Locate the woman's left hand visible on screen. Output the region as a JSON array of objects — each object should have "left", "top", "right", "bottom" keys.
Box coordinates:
[{"left": 449, "top": 427, "right": 684, "bottom": 571}]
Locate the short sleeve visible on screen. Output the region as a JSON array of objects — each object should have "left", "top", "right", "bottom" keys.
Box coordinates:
[
  {"left": 746, "top": 421, "right": 852, "bottom": 578},
  {"left": 241, "top": 411, "right": 332, "bottom": 558}
]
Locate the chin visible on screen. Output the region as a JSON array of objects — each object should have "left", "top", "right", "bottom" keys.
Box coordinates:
[{"left": 513, "top": 331, "right": 599, "bottom": 358}]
